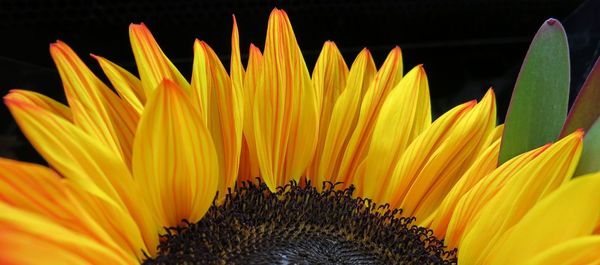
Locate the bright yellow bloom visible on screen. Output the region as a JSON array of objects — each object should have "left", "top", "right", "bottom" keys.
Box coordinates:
[{"left": 2, "top": 8, "right": 599, "bottom": 264}]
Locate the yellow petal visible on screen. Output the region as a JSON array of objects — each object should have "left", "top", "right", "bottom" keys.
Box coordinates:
[
  {"left": 129, "top": 23, "right": 189, "bottom": 96},
  {"left": 400, "top": 90, "right": 495, "bottom": 220},
  {"left": 190, "top": 40, "right": 243, "bottom": 197},
  {"left": 335, "top": 47, "right": 403, "bottom": 185},
  {"left": 306, "top": 41, "right": 349, "bottom": 181},
  {"left": 317, "top": 49, "right": 376, "bottom": 182},
  {"left": 0, "top": 202, "right": 136, "bottom": 265},
  {"left": 239, "top": 44, "right": 264, "bottom": 181},
  {"left": 0, "top": 158, "right": 131, "bottom": 257},
  {"left": 5, "top": 89, "right": 72, "bottom": 121},
  {"left": 49, "top": 41, "right": 138, "bottom": 168},
  {"left": 524, "top": 236, "right": 600, "bottom": 265},
  {"left": 358, "top": 65, "right": 431, "bottom": 200},
  {"left": 253, "top": 9, "right": 319, "bottom": 190},
  {"left": 94, "top": 55, "right": 145, "bottom": 113},
  {"left": 133, "top": 79, "right": 218, "bottom": 227},
  {"left": 230, "top": 15, "right": 245, "bottom": 103},
  {"left": 427, "top": 138, "right": 500, "bottom": 234},
  {"left": 458, "top": 130, "right": 584, "bottom": 264},
  {"left": 484, "top": 172, "right": 600, "bottom": 265},
  {"left": 4, "top": 97, "right": 158, "bottom": 255},
  {"left": 444, "top": 143, "right": 550, "bottom": 248}
]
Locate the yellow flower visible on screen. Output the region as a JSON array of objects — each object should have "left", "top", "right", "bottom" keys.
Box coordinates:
[{"left": 2, "top": 8, "right": 600, "bottom": 264}]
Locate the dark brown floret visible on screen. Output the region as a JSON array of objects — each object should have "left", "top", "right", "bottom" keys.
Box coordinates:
[{"left": 143, "top": 180, "right": 457, "bottom": 265}]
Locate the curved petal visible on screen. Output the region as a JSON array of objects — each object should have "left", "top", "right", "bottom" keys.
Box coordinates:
[
  {"left": 5, "top": 89, "right": 72, "bottom": 121},
  {"left": 253, "top": 9, "right": 319, "bottom": 190},
  {"left": 239, "top": 44, "right": 263, "bottom": 181},
  {"left": 4, "top": 96, "right": 158, "bottom": 255},
  {"left": 306, "top": 41, "right": 349, "bottom": 180},
  {"left": 335, "top": 47, "right": 403, "bottom": 185},
  {"left": 317, "top": 48, "right": 376, "bottom": 184},
  {"left": 524, "top": 236, "right": 600, "bottom": 265},
  {"left": 133, "top": 79, "right": 218, "bottom": 227},
  {"left": 458, "top": 131, "right": 584, "bottom": 264},
  {"left": 359, "top": 65, "right": 431, "bottom": 199},
  {"left": 0, "top": 202, "right": 135, "bottom": 265},
  {"left": 50, "top": 41, "right": 138, "bottom": 168},
  {"left": 485, "top": 173, "right": 600, "bottom": 265},
  {"left": 191, "top": 40, "right": 243, "bottom": 197},
  {"left": 129, "top": 23, "right": 189, "bottom": 96},
  {"left": 94, "top": 55, "right": 145, "bottom": 113}
]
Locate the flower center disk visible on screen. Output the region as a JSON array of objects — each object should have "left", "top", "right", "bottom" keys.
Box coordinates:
[{"left": 143, "top": 181, "right": 456, "bottom": 264}]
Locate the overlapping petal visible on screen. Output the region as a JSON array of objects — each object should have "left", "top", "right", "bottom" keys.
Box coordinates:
[
  {"left": 191, "top": 40, "right": 243, "bottom": 197},
  {"left": 5, "top": 94, "right": 158, "bottom": 255},
  {"left": 253, "top": 9, "right": 319, "bottom": 190},
  {"left": 458, "top": 131, "right": 584, "bottom": 264},
  {"left": 132, "top": 80, "right": 218, "bottom": 227}
]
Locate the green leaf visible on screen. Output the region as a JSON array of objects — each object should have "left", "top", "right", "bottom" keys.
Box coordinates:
[
  {"left": 561, "top": 56, "right": 600, "bottom": 136},
  {"left": 574, "top": 118, "right": 600, "bottom": 176},
  {"left": 498, "top": 18, "right": 570, "bottom": 164}
]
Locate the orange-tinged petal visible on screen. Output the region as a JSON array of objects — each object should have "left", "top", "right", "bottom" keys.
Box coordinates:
[
  {"left": 230, "top": 15, "right": 245, "bottom": 104},
  {"left": 397, "top": 90, "right": 496, "bottom": 221},
  {"left": 427, "top": 138, "right": 500, "bottom": 235},
  {"left": 458, "top": 130, "right": 584, "bottom": 264},
  {"left": 334, "top": 46, "right": 403, "bottom": 185},
  {"left": 50, "top": 41, "right": 138, "bottom": 168},
  {"left": 4, "top": 97, "right": 158, "bottom": 255},
  {"left": 191, "top": 40, "right": 243, "bottom": 197},
  {"left": 444, "top": 143, "right": 551, "bottom": 248},
  {"left": 133, "top": 79, "right": 218, "bottom": 227},
  {"left": 129, "top": 23, "right": 189, "bottom": 96},
  {"left": 5, "top": 89, "right": 72, "bottom": 121},
  {"left": 0, "top": 202, "right": 135, "bottom": 265},
  {"left": 306, "top": 41, "right": 349, "bottom": 180},
  {"left": 358, "top": 65, "right": 431, "bottom": 200},
  {"left": 484, "top": 173, "right": 600, "bottom": 265},
  {"left": 318, "top": 49, "right": 376, "bottom": 182},
  {"left": 383, "top": 101, "right": 474, "bottom": 206},
  {"left": 94, "top": 55, "right": 145, "bottom": 113},
  {"left": 524, "top": 236, "right": 600, "bottom": 265},
  {"left": 253, "top": 9, "right": 319, "bottom": 190},
  {"left": 239, "top": 44, "right": 263, "bottom": 181},
  {"left": 0, "top": 159, "right": 133, "bottom": 258}
]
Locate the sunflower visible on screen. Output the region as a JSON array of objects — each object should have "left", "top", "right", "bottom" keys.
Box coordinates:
[{"left": 2, "top": 8, "right": 600, "bottom": 265}]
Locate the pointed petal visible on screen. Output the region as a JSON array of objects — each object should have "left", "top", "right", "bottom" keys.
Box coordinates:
[
  {"left": 50, "top": 41, "right": 138, "bottom": 168},
  {"left": 133, "top": 79, "right": 218, "bottom": 227},
  {"left": 239, "top": 44, "right": 263, "bottom": 181},
  {"left": 5, "top": 97, "right": 158, "bottom": 254},
  {"left": 253, "top": 9, "right": 319, "bottom": 190},
  {"left": 524, "top": 236, "right": 600, "bottom": 265},
  {"left": 0, "top": 159, "right": 135, "bottom": 258},
  {"left": 0, "top": 202, "right": 135, "bottom": 265},
  {"left": 317, "top": 49, "right": 376, "bottom": 183},
  {"left": 444, "top": 143, "right": 551, "bottom": 248},
  {"left": 427, "top": 138, "right": 500, "bottom": 235},
  {"left": 335, "top": 47, "right": 403, "bottom": 184},
  {"left": 458, "top": 131, "right": 584, "bottom": 264},
  {"left": 485, "top": 173, "right": 600, "bottom": 265},
  {"left": 359, "top": 65, "right": 431, "bottom": 200},
  {"left": 129, "top": 23, "right": 189, "bottom": 96},
  {"left": 94, "top": 55, "right": 145, "bottom": 113},
  {"left": 191, "top": 40, "right": 243, "bottom": 198},
  {"left": 5, "top": 89, "right": 72, "bottom": 121},
  {"left": 230, "top": 15, "right": 245, "bottom": 103},
  {"left": 306, "top": 41, "right": 349, "bottom": 180},
  {"left": 397, "top": 90, "right": 496, "bottom": 220}
]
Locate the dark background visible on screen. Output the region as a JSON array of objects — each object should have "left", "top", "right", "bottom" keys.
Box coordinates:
[{"left": 1, "top": 0, "right": 599, "bottom": 164}]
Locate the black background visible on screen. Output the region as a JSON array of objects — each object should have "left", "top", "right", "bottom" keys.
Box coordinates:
[{"left": 1, "top": 0, "right": 599, "bottom": 163}]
